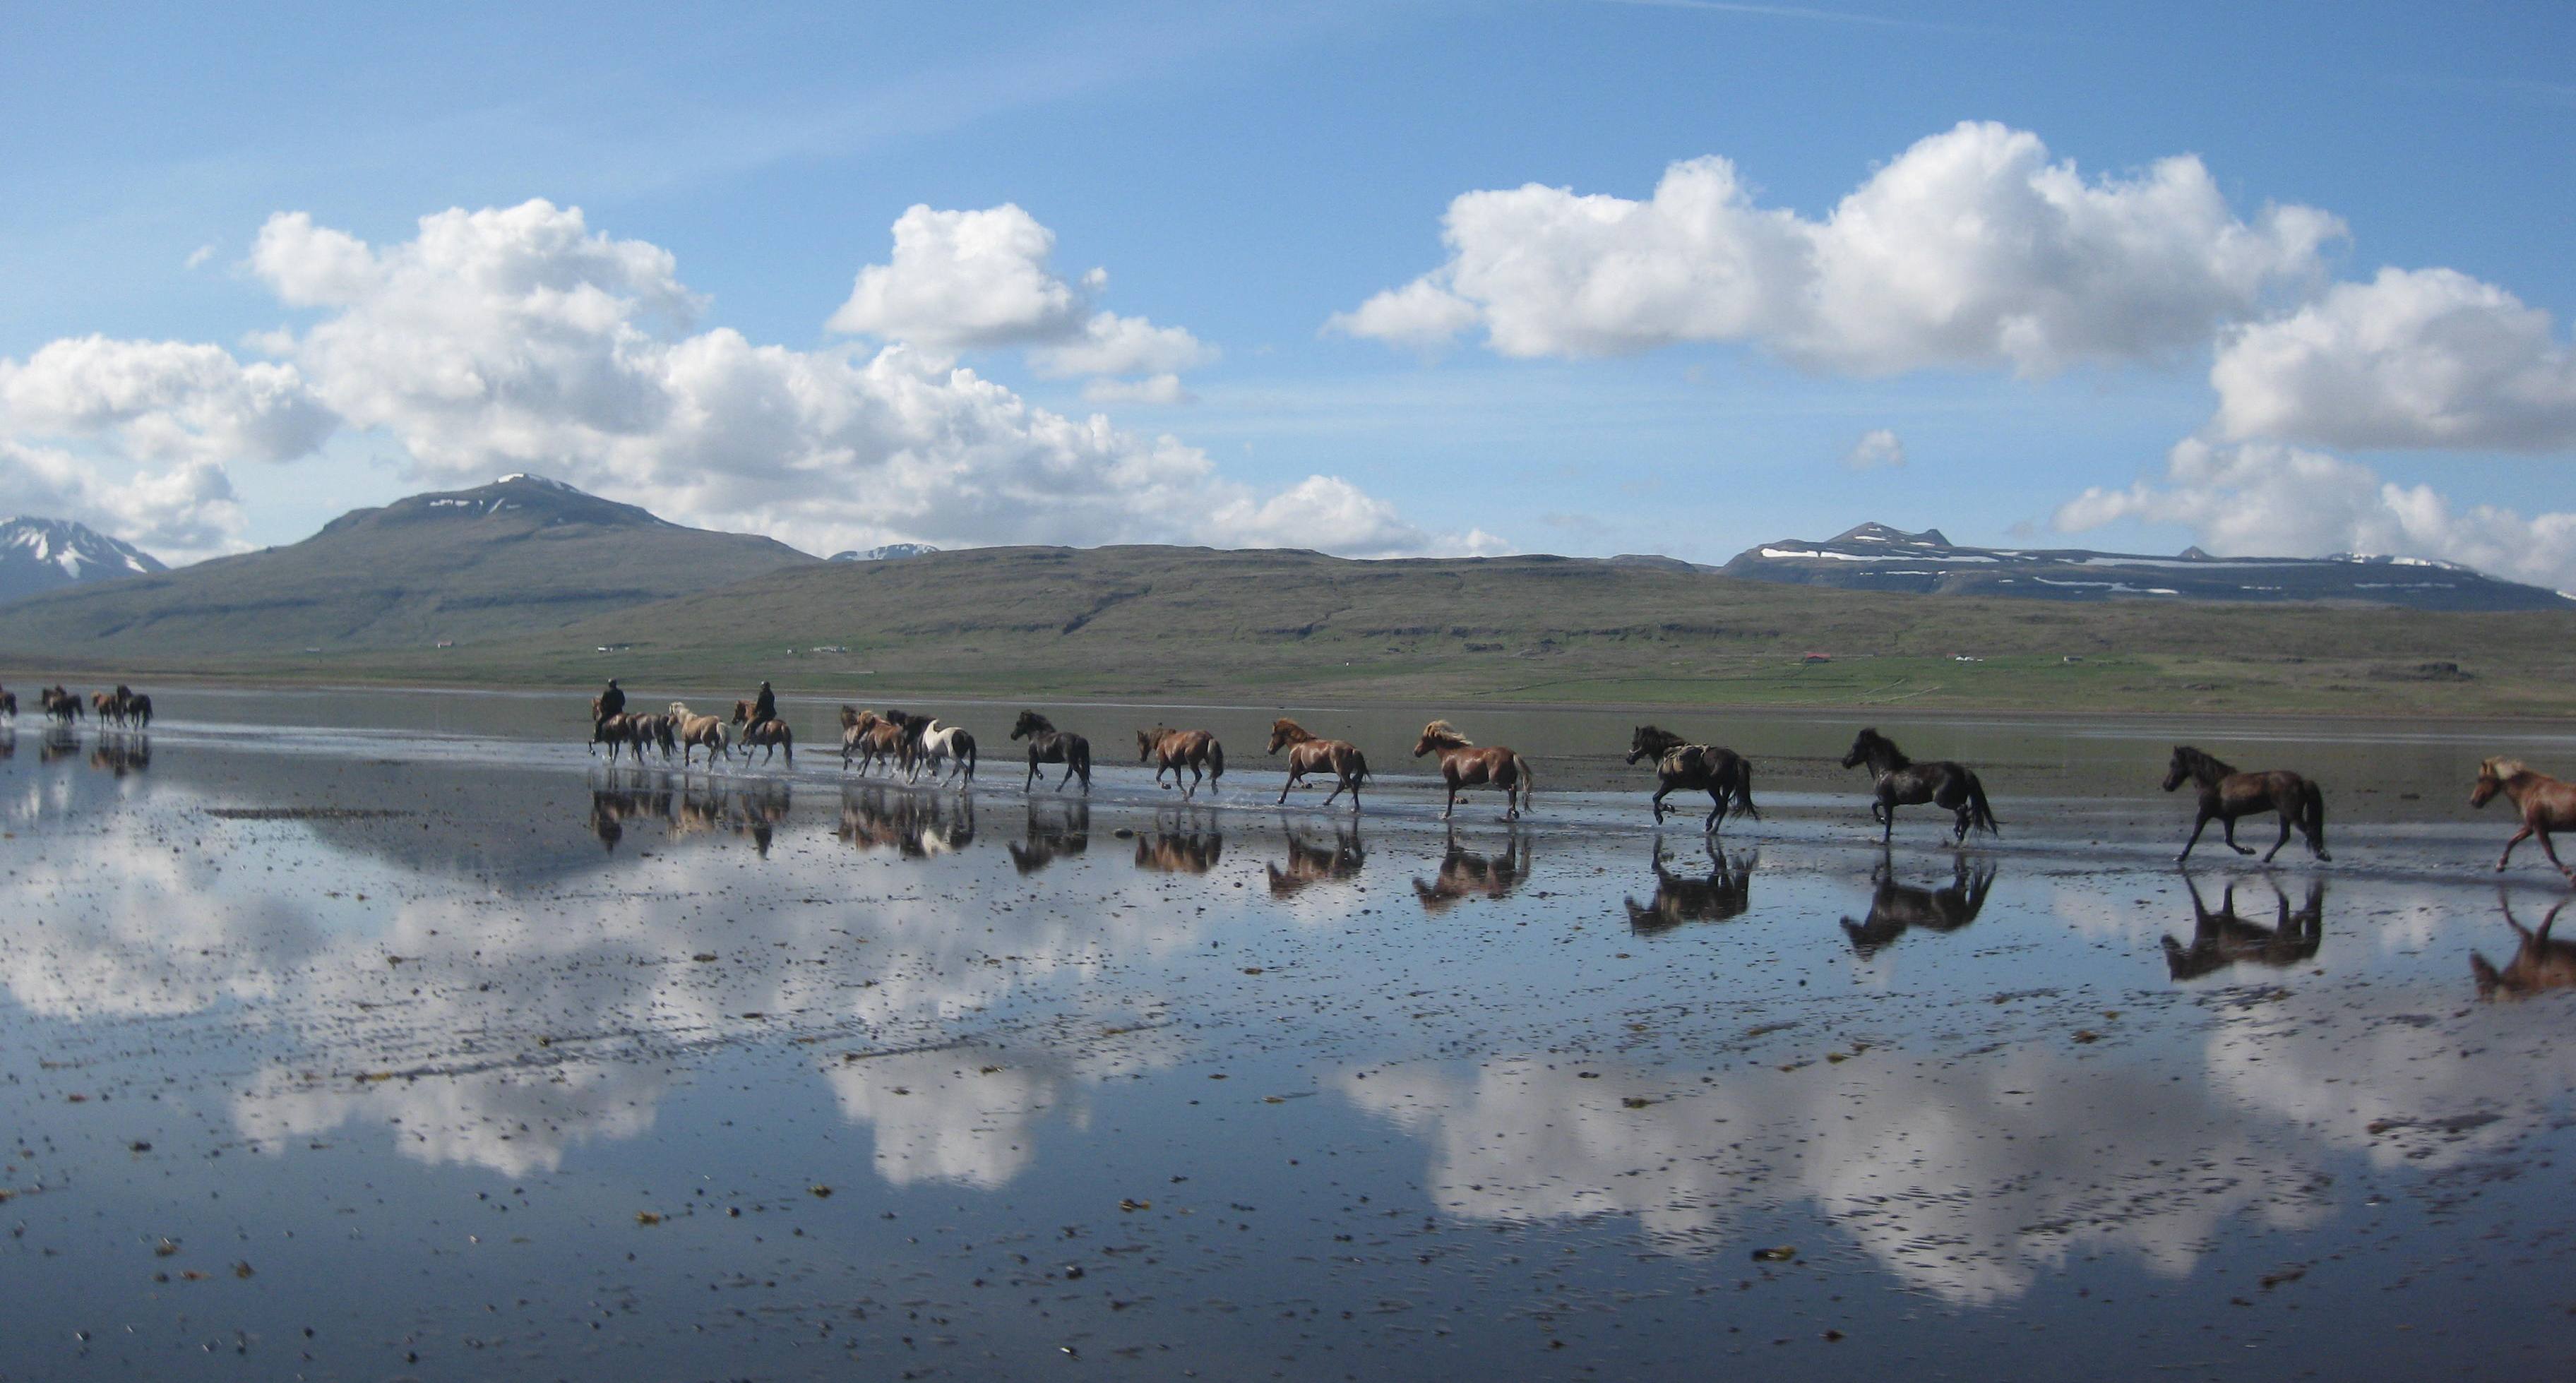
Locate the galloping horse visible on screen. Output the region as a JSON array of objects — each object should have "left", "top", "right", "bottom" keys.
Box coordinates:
[
  {"left": 1627, "top": 726, "right": 1758, "bottom": 832},
  {"left": 1840, "top": 728, "right": 1998, "bottom": 845},
  {"left": 2162, "top": 746, "right": 2328, "bottom": 863},
  {"left": 42, "top": 686, "right": 81, "bottom": 724},
  {"left": 732, "top": 701, "right": 794, "bottom": 766},
  {"left": 588, "top": 711, "right": 643, "bottom": 762},
  {"left": 912, "top": 720, "right": 977, "bottom": 786},
  {"left": 1266, "top": 719, "right": 1368, "bottom": 810},
  {"left": 1412, "top": 720, "right": 1533, "bottom": 820},
  {"left": 1010, "top": 711, "right": 1092, "bottom": 794},
  {"left": 669, "top": 702, "right": 731, "bottom": 766},
  {"left": 838, "top": 708, "right": 904, "bottom": 774},
  {"left": 121, "top": 692, "right": 152, "bottom": 730},
  {"left": 2472, "top": 757, "right": 2576, "bottom": 883},
  {"left": 1138, "top": 726, "right": 1224, "bottom": 800},
  {"left": 626, "top": 711, "right": 677, "bottom": 762},
  {"left": 2472, "top": 895, "right": 2576, "bottom": 998}
]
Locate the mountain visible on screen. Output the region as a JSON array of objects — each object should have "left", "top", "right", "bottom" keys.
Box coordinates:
[
  {"left": 1722, "top": 522, "right": 2574, "bottom": 611},
  {"left": 0, "top": 474, "right": 818, "bottom": 656},
  {"left": 0, "top": 517, "right": 165, "bottom": 602},
  {"left": 830, "top": 543, "right": 941, "bottom": 562}
]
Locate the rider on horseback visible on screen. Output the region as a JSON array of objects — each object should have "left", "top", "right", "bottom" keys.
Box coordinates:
[
  {"left": 597, "top": 678, "right": 625, "bottom": 735},
  {"left": 751, "top": 679, "right": 777, "bottom": 726}
]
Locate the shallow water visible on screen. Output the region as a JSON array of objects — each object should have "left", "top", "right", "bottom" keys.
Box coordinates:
[{"left": 4, "top": 693, "right": 2575, "bottom": 1379}]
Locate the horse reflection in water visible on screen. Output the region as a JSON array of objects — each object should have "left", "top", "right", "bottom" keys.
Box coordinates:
[
  {"left": 837, "top": 784, "right": 976, "bottom": 859},
  {"left": 2161, "top": 875, "right": 2325, "bottom": 981},
  {"left": 588, "top": 770, "right": 791, "bottom": 857},
  {"left": 2471, "top": 896, "right": 2576, "bottom": 1000},
  {"left": 1268, "top": 820, "right": 1366, "bottom": 897},
  {"left": 1841, "top": 854, "right": 1997, "bottom": 956},
  {"left": 1414, "top": 827, "right": 1527, "bottom": 914},
  {"left": 39, "top": 726, "right": 81, "bottom": 764},
  {"left": 88, "top": 728, "right": 151, "bottom": 777},
  {"left": 1133, "top": 808, "right": 1223, "bottom": 874},
  {"left": 1623, "top": 840, "right": 1754, "bottom": 935},
  {"left": 1008, "top": 800, "right": 1092, "bottom": 875}
]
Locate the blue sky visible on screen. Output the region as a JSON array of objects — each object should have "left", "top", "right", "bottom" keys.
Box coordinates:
[{"left": 3, "top": 1, "right": 2572, "bottom": 583}]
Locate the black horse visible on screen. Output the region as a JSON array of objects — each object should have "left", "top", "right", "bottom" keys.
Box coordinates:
[
  {"left": 1010, "top": 710, "right": 1092, "bottom": 794},
  {"left": 1841, "top": 728, "right": 1999, "bottom": 845},
  {"left": 1841, "top": 854, "right": 1996, "bottom": 956},
  {"left": 2163, "top": 746, "right": 2328, "bottom": 864},
  {"left": 1627, "top": 726, "right": 1758, "bottom": 832}
]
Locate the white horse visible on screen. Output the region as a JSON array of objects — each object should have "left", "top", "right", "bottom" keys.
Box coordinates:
[
  {"left": 669, "top": 701, "right": 731, "bottom": 767},
  {"left": 910, "top": 719, "right": 978, "bottom": 786}
]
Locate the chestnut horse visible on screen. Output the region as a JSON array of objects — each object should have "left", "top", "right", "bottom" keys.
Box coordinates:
[
  {"left": 732, "top": 702, "right": 794, "bottom": 766},
  {"left": 1138, "top": 726, "right": 1224, "bottom": 800},
  {"left": 2163, "top": 746, "right": 2328, "bottom": 863},
  {"left": 1010, "top": 711, "right": 1092, "bottom": 794},
  {"left": 1412, "top": 719, "right": 1533, "bottom": 820},
  {"left": 1627, "top": 726, "right": 1758, "bottom": 833},
  {"left": 2472, "top": 757, "right": 2576, "bottom": 882},
  {"left": 839, "top": 707, "right": 907, "bottom": 774},
  {"left": 1266, "top": 719, "right": 1368, "bottom": 811},
  {"left": 1840, "top": 728, "right": 1997, "bottom": 845}
]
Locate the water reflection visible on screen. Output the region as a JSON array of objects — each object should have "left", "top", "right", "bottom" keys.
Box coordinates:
[
  {"left": 2471, "top": 897, "right": 2576, "bottom": 999},
  {"left": 583, "top": 770, "right": 792, "bottom": 856},
  {"left": 836, "top": 782, "right": 976, "bottom": 858},
  {"left": 1414, "top": 826, "right": 1527, "bottom": 913},
  {"left": 2163, "top": 875, "right": 2325, "bottom": 980},
  {"left": 1008, "top": 799, "right": 1090, "bottom": 874},
  {"left": 1841, "top": 854, "right": 1996, "bottom": 955},
  {"left": 1623, "top": 840, "right": 1754, "bottom": 934},
  {"left": 39, "top": 726, "right": 79, "bottom": 763},
  {"left": 1132, "top": 806, "right": 1223, "bottom": 873},
  {"left": 1268, "top": 818, "right": 1366, "bottom": 897}
]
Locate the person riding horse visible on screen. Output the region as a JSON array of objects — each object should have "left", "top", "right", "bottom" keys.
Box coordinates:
[
  {"left": 596, "top": 678, "right": 626, "bottom": 736},
  {"left": 750, "top": 681, "right": 777, "bottom": 727}
]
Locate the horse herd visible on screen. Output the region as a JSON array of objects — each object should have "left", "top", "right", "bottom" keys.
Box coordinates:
[{"left": 0, "top": 682, "right": 153, "bottom": 729}]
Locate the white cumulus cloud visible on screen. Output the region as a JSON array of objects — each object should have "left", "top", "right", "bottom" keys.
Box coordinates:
[
  {"left": 1842, "top": 427, "right": 1904, "bottom": 470},
  {"left": 1337, "top": 121, "right": 2342, "bottom": 376}
]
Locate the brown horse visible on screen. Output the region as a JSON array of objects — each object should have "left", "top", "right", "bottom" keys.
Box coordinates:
[
  {"left": 1010, "top": 711, "right": 1092, "bottom": 794},
  {"left": 1266, "top": 719, "right": 1368, "bottom": 810},
  {"left": 732, "top": 706, "right": 794, "bottom": 766},
  {"left": 839, "top": 708, "right": 907, "bottom": 774},
  {"left": 2162, "top": 876, "right": 2325, "bottom": 981},
  {"left": 1138, "top": 726, "right": 1224, "bottom": 800},
  {"left": 2473, "top": 757, "right": 2576, "bottom": 883},
  {"left": 2471, "top": 896, "right": 2576, "bottom": 998},
  {"left": 1627, "top": 726, "right": 1758, "bottom": 832},
  {"left": 1841, "top": 728, "right": 1997, "bottom": 844},
  {"left": 1412, "top": 720, "right": 1533, "bottom": 820},
  {"left": 2163, "top": 746, "right": 2328, "bottom": 863},
  {"left": 1623, "top": 840, "right": 1754, "bottom": 935},
  {"left": 1412, "top": 827, "right": 1527, "bottom": 914},
  {"left": 1840, "top": 854, "right": 1996, "bottom": 957},
  {"left": 669, "top": 702, "right": 730, "bottom": 766}
]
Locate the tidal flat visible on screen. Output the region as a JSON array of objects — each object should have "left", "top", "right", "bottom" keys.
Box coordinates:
[{"left": 3, "top": 692, "right": 2574, "bottom": 1380}]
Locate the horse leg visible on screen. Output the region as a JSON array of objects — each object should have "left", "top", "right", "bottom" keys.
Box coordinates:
[
  {"left": 1281, "top": 770, "right": 1301, "bottom": 807},
  {"left": 2498, "top": 825, "right": 2532, "bottom": 870},
  {"left": 2539, "top": 826, "right": 2574, "bottom": 881},
  {"left": 1442, "top": 784, "right": 1457, "bottom": 820},
  {"left": 2178, "top": 812, "right": 2211, "bottom": 863},
  {"left": 1882, "top": 800, "right": 1896, "bottom": 844},
  {"left": 2262, "top": 809, "right": 2294, "bottom": 863},
  {"left": 2222, "top": 814, "right": 2254, "bottom": 856},
  {"left": 1025, "top": 758, "right": 1039, "bottom": 792},
  {"left": 1649, "top": 782, "right": 1671, "bottom": 824},
  {"left": 1704, "top": 788, "right": 1724, "bottom": 834}
]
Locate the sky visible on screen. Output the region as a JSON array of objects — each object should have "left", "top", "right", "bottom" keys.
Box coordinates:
[{"left": 2, "top": 0, "right": 2572, "bottom": 587}]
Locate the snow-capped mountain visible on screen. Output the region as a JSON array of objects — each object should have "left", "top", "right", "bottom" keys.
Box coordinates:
[
  {"left": 829, "top": 543, "right": 941, "bottom": 562},
  {"left": 1721, "top": 522, "right": 2572, "bottom": 611},
  {"left": 0, "top": 517, "right": 166, "bottom": 604}
]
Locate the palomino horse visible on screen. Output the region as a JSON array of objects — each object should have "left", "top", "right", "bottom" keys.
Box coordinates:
[
  {"left": 1623, "top": 839, "right": 1754, "bottom": 935},
  {"left": 1266, "top": 719, "right": 1368, "bottom": 810},
  {"left": 1840, "top": 728, "right": 1998, "bottom": 845},
  {"left": 2161, "top": 876, "right": 2325, "bottom": 981},
  {"left": 1413, "top": 827, "right": 1527, "bottom": 913},
  {"left": 2163, "top": 746, "right": 2328, "bottom": 863},
  {"left": 1412, "top": 719, "right": 1533, "bottom": 820},
  {"left": 1840, "top": 854, "right": 1996, "bottom": 957},
  {"left": 1138, "top": 726, "right": 1224, "bottom": 800},
  {"left": 1628, "top": 726, "right": 1758, "bottom": 832},
  {"left": 668, "top": 702, "right": 730, "bottom": 767},
  {"left": 2472, "top": 757, "right": 2576, "bottom": 883},
  {"left": 912, "top": 720, "right": 977, "bottom": 786},
  {"left": 839, "top": 708, "right": 907, "bottom": 774},
  {"left": 2472, "top": 895, "right": 2576, "bottom": 998},
  {"left": 731, "top": 702, "right": 794, "bottom": 766},
  {"left": 1010, "top": 711, "right": 1092, "bottom": 794}
]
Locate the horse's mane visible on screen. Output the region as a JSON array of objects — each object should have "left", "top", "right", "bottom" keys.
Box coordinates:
[
  {"left": 2175, "top": 744, "right": 2234, "bottom": 779},
  {"left": 1420, "top": 719, "right": 1472, "bottom": 746},
  {"left": 2483, "top": 755, "right": 2528, "bottom": 779},
  {"left": 1019, "top": 710, "right": 1056, "bottom": 732},
  {"left": 1856, "top": 727, "right": 1909, "bottom": 768}
]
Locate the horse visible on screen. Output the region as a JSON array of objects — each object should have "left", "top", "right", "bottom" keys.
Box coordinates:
[
  {"left": 2162, "top": 746, "right": 2328, "bottom": 863},
  {"left": 42, "top": 686, "right": 81, "bottom": 724},
  {"left": 0, "top": 688, "right": 15, "bottom": 717},
  {"left": 1138, "top": 726, "right": 1224, "bottom": 800},
  {"left": 1267, "top": 820, "right": 1366, "bottom": 897},
  {"left": 2472, "top": 757, "right": 2576, "bottom": 883},
  {"left": 1627, "top": 726, "right": 1758, "bottom": 832},
  {"left": 1412, "top": 719, "right": 1533, "bottom": 820},
  {"left": 626, "top": 712, "right": 677, "bottom": 762},
  {"left": 912, "top": 719, "right": 977, "bottom": 786},
  {"left": 881, "top": 709, "right": 937, "bottom": 777},
  {"left": 838, "top": 708, "right": 908, "bottom": 775},
  {"left": 1840, "top": 854, "right": 1996, "bottom": 957},
  {"left": 122, "top": 692, "right": 151, "bottom": 730},
  {"left": 734, "top": 712, "right": 794, "bottom": 767},
  {"left": 1265, "top": 719, "right": 1368, "bottom": 811},
  {"left": 668, "top": 702, "right": 731, "bottom": 767},
  {"left": 1623, "top": 839, "right": 1754, "bottom": 935},
  {"left": 91, "top": 690, "right": 119, "bottom": 725},
  {"left": 2162, "top": 876, "right": 2325, "bottom": 981},
  {"left": 2471, "top": 895, "right": 2576, "bottom": 999},
  {"left": 1412, "top": 827, "right": 1527, "bottom": 913},
  {"left": 1010, "top": 711, "right": 1092, "bottom": 794},
  {"left": 1839, "top": 728, "right": 1998, "bottom": 844},
  {"left": 588, "top": 711, "right": 643, "bottom": 763}
]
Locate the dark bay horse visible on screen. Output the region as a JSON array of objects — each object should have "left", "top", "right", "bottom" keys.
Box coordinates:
[
  {"left": 1628, "top": 726, "right": 1758, "bottom": 832},
  {"left": 1840, "top": 728, "right": 1997, "bottom": 844},
  {"left": 2472, "top": 896, "right": 2576, "bottom": 998},
  {"left": 1138, "top": 726, "right": 1224, "bottom": 800},
  {"left": 588, "top": 711, "right": 644, "bottom": 763},
  {"left": 1624, "top": 840, "right": 1754, "bottom": 935},
  {"left": 1412, "top": 720, "right": 1532, "bottom": 820},
  {"left": 1267, "top": 719, "right": 1368, "bottom": 810},
  {"left": 2162, "top": 876, "right": 2325, "bottom": 981},
  {"left": 42, "top": 686, "right": 81, "bottom": 724},
  {"left": 2163, "top": 746, "right": 2328, "bottom": 863},
  {"left": 2472, "top": 757, "right": 2576, "bottom": 883},
  {"left": 1011, "top": 711, "right": 1092, "bottom": 794},
  {"left": 731, "top": 702, "right": 794, "bottom": 765},
  {"left": 1840, "top": 854, "right": 1996, "bottom": 956}
]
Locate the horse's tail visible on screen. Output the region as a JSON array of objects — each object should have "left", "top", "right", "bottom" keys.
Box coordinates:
[
  {"left": 1733, "top": 757, "right": 1760, "bottom": 819},
  {"left": 1967, "top": 772, "right": 2000, "bottom": 836},
  {"left": 1514, "top": 754, "right": 1536, "bottom": 812},
  {"left": 958, "top": 730, "right": 977, "bottom": 780},
  {"left": 1208, "top": 739, "right": 1224, "bottom": 782},
  {"left": 1350, "top": 748, "right": 1371, "bottom": 784},
  {"left": 2303, "top": 781, "right": 2329, "bottom": 858}
]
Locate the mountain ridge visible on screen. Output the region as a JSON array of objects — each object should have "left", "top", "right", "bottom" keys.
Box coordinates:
[{"left": 0, "top": 517, "right": 166, "bottom": 603}]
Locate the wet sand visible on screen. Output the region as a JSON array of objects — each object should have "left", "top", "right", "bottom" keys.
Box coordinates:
[{"left": 4, "top": 695, "right": 2574, "bottom": 1379}]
